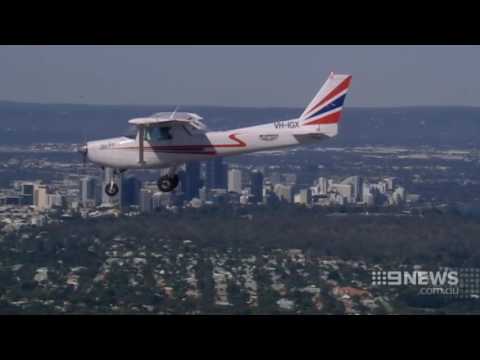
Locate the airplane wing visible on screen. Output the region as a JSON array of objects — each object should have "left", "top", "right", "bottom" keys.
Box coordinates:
[{"left": 128, "top": 112, "right": 206, "bottom": 130}]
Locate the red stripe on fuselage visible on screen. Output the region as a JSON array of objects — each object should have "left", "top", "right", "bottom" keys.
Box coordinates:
[
  {"left": 211, "top": 133, "right": 247, "bottom": 148},
  {"left": 113, "top": 133, "right": 247, "bottom": 154}
]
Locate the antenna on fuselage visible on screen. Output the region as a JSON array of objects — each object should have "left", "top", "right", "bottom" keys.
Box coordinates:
[{"left": 169, "top": 106, "right": 179, "bottom": 119}]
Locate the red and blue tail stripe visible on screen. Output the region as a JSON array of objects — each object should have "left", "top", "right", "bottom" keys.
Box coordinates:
[{"left": 301, "top": 73, "right": 352, "bottom": 126}]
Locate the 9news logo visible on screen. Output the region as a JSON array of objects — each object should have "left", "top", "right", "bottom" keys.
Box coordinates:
[{"left": 371, "top": 268, "right": 480, "bottom": 299}]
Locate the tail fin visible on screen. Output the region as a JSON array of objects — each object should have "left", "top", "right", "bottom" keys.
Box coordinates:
[{"left": 300, "top": 72, "right": 352, "bottom": 126}]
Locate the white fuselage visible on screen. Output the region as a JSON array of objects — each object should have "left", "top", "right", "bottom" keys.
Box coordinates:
[{"left": 86, "top": 118, "right": 337, "bottom": 170}]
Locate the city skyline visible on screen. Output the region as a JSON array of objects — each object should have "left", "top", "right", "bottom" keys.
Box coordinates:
[{"left": 0, "top": 152, "right": 415, "bottom": 230}]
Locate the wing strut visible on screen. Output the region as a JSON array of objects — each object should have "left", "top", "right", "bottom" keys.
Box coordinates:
[{"left": 138, "top": 125, "right": 146, "bottom": 165}]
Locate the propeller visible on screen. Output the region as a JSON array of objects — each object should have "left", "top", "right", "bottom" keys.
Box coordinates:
[
  {"left": 77, "top": 130, "right": 88, "bottom": 170},
  {"left": 77, "top": 143, "right": 88, "bottom": 167}
]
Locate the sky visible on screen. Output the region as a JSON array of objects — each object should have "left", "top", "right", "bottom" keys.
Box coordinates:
[{"left": 0, "top": 45, "right": 479, "bottom": 108}]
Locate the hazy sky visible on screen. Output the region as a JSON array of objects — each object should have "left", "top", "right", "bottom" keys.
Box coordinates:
[{"left": 0, "top": 45, "right": 479, "bottom": 108}]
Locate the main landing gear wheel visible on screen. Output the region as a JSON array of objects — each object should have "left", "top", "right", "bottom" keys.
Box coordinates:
[
  {"left": 105, "top": 183, "right": 119, "bottom": 197},
  {"left": 157, "top": 174, "right": 179, "bottom": 193}
]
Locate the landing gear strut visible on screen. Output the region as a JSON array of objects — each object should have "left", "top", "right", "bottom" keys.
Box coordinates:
[
  {"left": 103, "top": 168, "right": 125, "bottom": 197},
  {"left": 157, "top": 174, "right": 179, "bottom": 192}
]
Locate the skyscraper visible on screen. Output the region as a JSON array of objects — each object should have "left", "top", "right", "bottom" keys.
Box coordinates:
[
  {"left": 21, "top": 182, "right": 35, "bottom": 205},
  {"left": 340, "top": 176, "right": 364, "bottom": 202},
  {"left": 80, "top": 176, "right": 97, "bottom": 207},
  {"left": 330, "top": 183, "right": 353, "bottom": 203},
  {"left": 48, "top": 194, "right": 65, "bottom": 208},
  {"left": 139, "top": 189, "right": 153, "bottom": 213},
  {"left": 34, "top": 185, "right": 49, "bottom": 210},
  {"left": 384, "top": 177, "right": 396, "bottom": 191},
  {"left": 199, "top": 187, "right": 209, "bottom": 202},
  {"left": 228, "top": 169, "right": 242, "bottom": 193},
  {"left": 274, "top": 184, "right": 293, "bottom": 203},
  {"left": 391, "top": 186, "right": 406, "bottom": 205},
  {"left": 317, "top": 177, "right": 328, "bottom": 194},
  {"left": 294, "top": 189, "right": 312, "bottom": 205},
  {"left": 205, "top": 157, "right": 228, "bottom": 190},
  {"left": 177, "top": 169, "right": 186, "bottom": 194},
  {"left": 250, "top": 170, "right": 264, "bottom": 203},
  {"left": 122, "top": 176, "right": 142, "bottom": 208},
  {"left": 184, "top": 162, "right": 201, "bottom": 200}
]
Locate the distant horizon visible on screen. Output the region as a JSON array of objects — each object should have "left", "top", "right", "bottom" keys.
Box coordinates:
[
  {"left": 1, "top": 46, "right": 480, "bottom": 108},
  {"left": 1, "top": 98, "right": 479, "bottom": 110}
]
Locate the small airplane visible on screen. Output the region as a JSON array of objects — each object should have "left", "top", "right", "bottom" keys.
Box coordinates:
[{"left": 78, "top": 72, "right": 352, "bottom": 196}]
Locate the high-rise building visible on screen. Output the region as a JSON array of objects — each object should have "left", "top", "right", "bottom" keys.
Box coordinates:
[
  {"left": 80, "top": 176, "right": 97, "bottom": 207},
  {"left": 94, "top": 181, "right": 103, "bottom": 205},
  {"left": 330, "top": 183, "right": 353, "bottom": 203},
  {"left": 391, "top": 186, "right": 406, "bottom": 205},
  {"left": 177, "top": 169, "right": 186, "bottom": 194},
  {"left": 139, "top": 189, "right": 153, "bottom": 213},
  {"left": 205, "top": 157, "right": 227, "bottom": 190},
  {"left": 384, "top": 177, "right": 396, "bottom": 191},
  {"left": 21, "top": 182, "right": 36, "bottom": 205},
  {"left": 228, "top": 169, "right": 242, "bottom": 193},
  {"left": 34, "top": 185, "right": 49, "bottom": 210},
  {"left": 330, "top": 192, "right": 346, "bottom": 205},
  {"left": 199, "top": 187, "right": 209, "bottom": 202},
  {"left": 151, "top": 192, "right": 162, "bottom": 210},
  {"left": 250, "top": 170, "right": 264, "bottom": 203},
  {"left": 294, "top": 188, "right": 312, "bottom": 205},
  {"left": 317, "top": 177, "right": 329, "bottom": 194},
  {"left": 184, "top": 162, "right": 201, "bottom": 200},
  {"left": 362, "top": 183, "right": 372, "bottom": 204},
  {"left": 341, "top": 176, "right": 364, "bottom": 202},
  {"left": 327, "top": 179, "right": 334, "bottom": 189},
  {"left": 274, "top": 184, "right": 293, "bottom": 203},
  {"left": 48, "top": 194, "right": 65, "bottom": 208},
  {"left": 364, "top": 192, "right": 375, "bottom": 206},
  {"left": 371, "top": 181, "right": 387, "bottom": 194},
  {"left": 122, "top": 176, "right": 142, "bottom": 208}
]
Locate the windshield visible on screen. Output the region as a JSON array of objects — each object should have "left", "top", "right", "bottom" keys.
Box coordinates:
[{"left": 124, "top": 125, "right": 137, "bottom": 139}]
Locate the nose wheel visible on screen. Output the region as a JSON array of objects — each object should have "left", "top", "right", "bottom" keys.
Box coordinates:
[
  {"left": 103, "top": 168, "right": 125, "bottom": 197},
  {"left": 157, "top": 174, "right": 179, "bottom": 192}
]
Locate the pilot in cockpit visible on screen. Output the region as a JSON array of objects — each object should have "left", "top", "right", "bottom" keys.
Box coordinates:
[{"left": 144, "top": 126, "right": 173, "bottom": 142}]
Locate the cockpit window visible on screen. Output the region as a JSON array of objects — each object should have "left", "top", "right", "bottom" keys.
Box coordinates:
[{"left": 144, "top": 126, "right": 172, "bottom": 141}]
